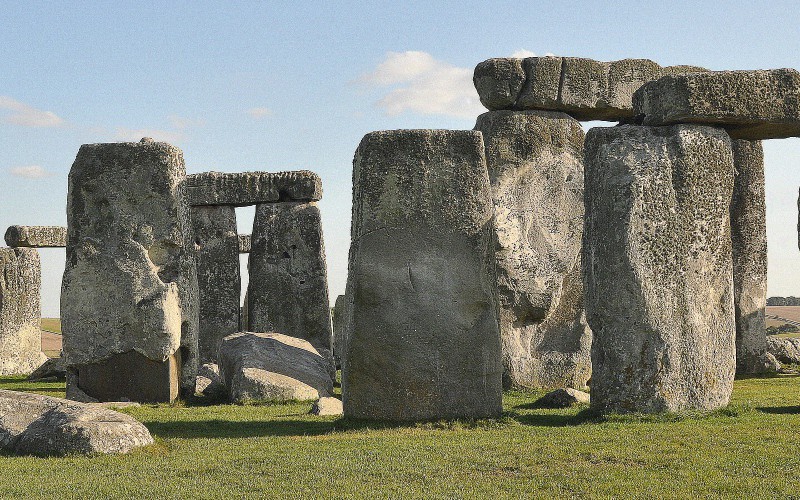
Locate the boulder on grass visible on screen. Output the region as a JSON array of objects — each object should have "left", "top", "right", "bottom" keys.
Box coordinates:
[
  {"left": 310, "top": 397, "right": 343, "bottom": 416},
  {"left": 194, "top": 362, "right": 226, "bottom": 400},
  {"left": 534, "top": 388, "right": 590, "bottom": 408},
  {"left": 27, "top": 356, "right": 65, "bottom": 381},
  {"left": 766, "top": 336, "right": 800, "bottom": 364}
]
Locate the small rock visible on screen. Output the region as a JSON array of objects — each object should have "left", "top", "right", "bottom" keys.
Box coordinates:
[
  {"left": 195, "top": 363, "right": 226, "bottom": 400},
  {"left": 534, "top": 388, "right": 590, "bottom": 408},
  {"left": 766, "top": 336, "right": 800, "bottom": 364},
  {"left": 27, "top": 356, "right": 66, "bottom": 381},
  {"left": 310, "top": 397, "right": 343, "bottom": 416}
]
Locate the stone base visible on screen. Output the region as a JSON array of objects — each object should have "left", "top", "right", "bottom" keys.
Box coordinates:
[{"left": 71, "top": 350, "right": 181, "bottom": 403}]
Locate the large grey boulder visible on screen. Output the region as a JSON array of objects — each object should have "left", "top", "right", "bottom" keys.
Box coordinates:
[
  {"left": 766, "top": 336, "right": 800, "bottom": 364},
  {"left": 584, "top": 124, "right": 736, "bottom": 414},
  {"left": 343, "top": 130, "right": 502, "bottom": 421},
  {"left": 191, "top": 205, "right": 241, "bottom": 363},
  {"left": 219, "top": 332, "right": 334, "bottom": 403},
  {"left": 474, "top": 110, "right": 591, "bottom": 390},
  {"left": 4, "top": 226, "right": 66, "bottom": 247},
  {"left": 187, "top": 171, "right": 322, "bottom": 206},
  {"left": 247, "top": 202, "right": 333, "bottom": 359},
  {"left": 61, "top": 138, "right": 199, "bottom": 403},
  {"left": 27, "top": 356, "right": 65, "bottom": 381},
  {"left": 0, "top": 389, "right": 152, "bottom": 456},
  {"left": 0, "top": 247, "right": 44, "bottom": 375},
  {"left": 633, "top": 69, "right": 800, "bottom": 139}
]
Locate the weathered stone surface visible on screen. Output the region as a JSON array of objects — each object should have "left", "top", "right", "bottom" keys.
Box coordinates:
[
  {"left": 534, "top": 388, "right": 590, "bottom": 408},
  {"left": 192, "top": 205, "right": 241, "bottom": 362},
  {"left": 4, "top": 226, "right": 67, "bottom": 247},
  {"left": 219, "top": 332, "right": 334, "bottom": 403},
  {"left": 633, "top": 69, "right": 800, "bottom": 139},
  {"left": 344, "top": 130, "right": 502, "bottom": 421},
  {"left": 27, "top": 356, "right": 65, "bottom": 381},
  {"left": 61, "top": 139, "right": 199, "bottom": 402},
  {"left": 195, "top": 362, "right": 226, "bottom": 400},
  {"left": 474, "top": 110, "right": 591, "bottom": 390},
  {"left": 332, "top": 294, "right": 347, "bottom": 369},
  {"left": 473, "top": 58, "right": 526, "bottom": 110},
  {"left": 187, "top": 171, "right": 322, "bottom": 206},
  {"left": 310, "top": 396, "right": 343, "bottom": 416},
  {"left": 766, "top": 336, "right": 800, "bottom": 364},
  {"left": 584, "top": 124, "right": 736, "bottom": 414},
  {"left": 731, "top": 140, "right": 773, "bottom": 374},
  {"left": 247, "top": 202, "right": 333, "bottom": 358},
  {"left": 0, "top": 389, "right": 152, "bottom": 456},
  {"left": 238, "top": 234, "right": 251, "bottom": 253},
  {"left": 0, "top": 247, "right": 43, "bottom": 375}
]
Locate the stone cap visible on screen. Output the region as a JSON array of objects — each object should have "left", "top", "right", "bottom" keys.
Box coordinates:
[
  {"left": 5, "top": 226, "right": 67, "bottom": 247},
  {"left": 633, "top": 69, "right": 800, "bottom": 140},
  {"left": 473, "top": 56, "right": 707, "bottom": 121},
  {"left": 238, "top": 234, "right": 251, "bottom": 253},
  {"left": 187, "top": 171, "right": 322, "bottom": 206}
]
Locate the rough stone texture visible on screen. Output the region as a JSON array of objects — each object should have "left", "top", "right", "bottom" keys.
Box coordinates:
[
  {"left": 4, "top": 226, "right": 67, "bottom": 247},
  {"left": 187, "top": 170, "right": 322, "bottom": 206},
  {"left": 474, "top": 110, "right": 591, "bottom": 390},
  {"left": 584, "top": 124, "right": 736, "bottom": 414},
  {"left": 534, "top": 388, "right": 590, "bottom": 408},
  {"left": 310, "top": 396, "right": 343, "bottom": 416},
  {"left": 238, "top": 234, "right": 251, "bottom": 253},
  {"left": 731, "top": 140, "right": 773, "bottom": 374},
  {"left": 344, "top": 130, "right": 502, "bottom": 421},
  {"left": 633, "top": 69, "right": 800, "bottom": 139},
  {"left": 0, "top": 247, "right": 43, "bottom": 375},
  {"left": 473, "top": 58, "right": 526, "bottom": 110},
  {"left": 332, "top": 294, "right": 347, "bottom": 369},
  {"left": 27, "top": 356, "right": 65, "bottom": 381},
  {"left": 191, "top": 205, "right": 241, "bottom": 363},
  {"left": 219, "top": 332, "right": 334, "bottom": 403},
  {"left": 766, "top": 336, "right": 800, "bottom": 364},
  {"left": 195, "top": 362, "right": 226, "bottom": 400},
  {"left": 247, "top": 202, "right": 333, "bottom": 359},
  {"left": 0, "top": 389, "right": 153, "bottom": 456},
  {"left": 61, "top": 139, "right": 199, "bottom": 402}
]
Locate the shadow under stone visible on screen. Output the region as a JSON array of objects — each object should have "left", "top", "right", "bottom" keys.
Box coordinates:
[{"left": 756, "top": 405, "right": 800, "bottom": 414}]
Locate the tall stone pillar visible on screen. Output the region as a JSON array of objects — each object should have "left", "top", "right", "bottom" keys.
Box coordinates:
[{"left": 0, "top": 248, "right": 43, "bottom": 375}]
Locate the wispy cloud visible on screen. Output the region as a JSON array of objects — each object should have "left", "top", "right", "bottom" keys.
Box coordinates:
[
  {"left": 510, "top": 49, "right": 537, "bottom": 58},
  {"left": 358, "top": 51, "right": 483, "bottom": 119},
  {"left": 168, "top": 115, "right": 205, "bottom": 130},
  {"left": 246, "top": 107, "right": 273, "bottom": 119},
  {"left": 114, "top": 128, "right": 184, "bottom": 143},
  {"left": 9, "top": 165, "right": 53, "bottom": 179},
  {"left": 0, "top": 96, "right": 64, "bottom": 127}
]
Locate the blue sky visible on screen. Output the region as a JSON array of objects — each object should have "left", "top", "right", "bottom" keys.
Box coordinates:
[{"left": 2, "top": 1, "right": 799, "bottom": 316}]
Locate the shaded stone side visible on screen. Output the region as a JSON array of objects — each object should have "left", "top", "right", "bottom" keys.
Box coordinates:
[
  {"left": 61, "top": 139, "right": 199, "bottom": 402},
  {"left": 0, "top": 248, "right": 43, "bottom": 375},
  {"left": 192, "top": 205, "right": 241, "bottom": 363},
  {"left": 4, "top": 226, "right": 66, "bottom": 247},
  {"left": 474, "top": 110, "right": 591, "bottom": 389},
  {"left": 187, "top": 170, "right": 322, "bottom": 206},
  {"left": 332, "top": 294, "right": 347, "bottom": 369},
  {"left": 584, "top": 124, "right": 735, "bottom": 414},
  {"left": 344, "top": 129, "right": 502, "bottom": 421}
]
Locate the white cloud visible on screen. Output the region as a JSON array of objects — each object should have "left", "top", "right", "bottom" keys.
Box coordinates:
[
  {"left": 9, "top": 165, "right": 52, "bottom": 179},
  {"left": 0, "top": 96, "right": 64, "bottom": 127},
  {"left": 114, "top": 128, "right": 184, "bottom": 143},
  {"left": 359, "top": 51, "right": 483, "bottom": 119},
  {"left": 168, "top": 115, "right": 205, "bottom": 130},
  {"left": 510, "top": 49, "right": 537, "bottom": 58},
  {"left": 247, "top": 107, "right": 273, "bottom": 118}
]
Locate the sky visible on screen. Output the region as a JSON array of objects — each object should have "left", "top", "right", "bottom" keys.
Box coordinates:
[{"left": 1, "top": 1, "right": 800, "bottom": 317}]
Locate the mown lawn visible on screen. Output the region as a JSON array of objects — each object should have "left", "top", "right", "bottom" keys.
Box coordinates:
[{"left": 1, "top": 375, "right": 799, "bottom": 498}]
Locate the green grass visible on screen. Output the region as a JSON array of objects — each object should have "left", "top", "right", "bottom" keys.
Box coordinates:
[
  {"left": 1, "top": 375, "right": 800, "bottom": 498},
  {"left": 40, "top": 318, "right": 61, "bottom": 334}
]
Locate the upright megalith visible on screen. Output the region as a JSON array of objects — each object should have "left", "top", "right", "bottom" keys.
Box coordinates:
[
  {"left": 332, "top": 294, "right": 348, "bottom": 369},
  {"left": 191, "top": 205, "right": 241, "bottom": 363},
  {"left": 0, "top": 248, "right": 43, "bottom": 375},
  {"left": 474, "top": 110, "right": 591, "bottom": 389},
  {"left": 247, "top": 202, "right": 333, "bottom": 362},
  {"left": 344, "top": 130, "right": 502, "bottom": 421},
  {"left": 584, "top": 124, "right": 736, "bottom": 413},
  {"left": 61, "top": 138, "right": 199, "bottom": 403}
]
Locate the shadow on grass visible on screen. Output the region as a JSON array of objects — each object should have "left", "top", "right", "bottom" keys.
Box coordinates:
[
  {"left": 144, "top": 419, "right": 338, "bottom": 439},
  {"left": 509, "top": 408, "right": 600, "bottom": 427},
  {"left": 756, "top": 405, "right": 800, "bottom": 414}
]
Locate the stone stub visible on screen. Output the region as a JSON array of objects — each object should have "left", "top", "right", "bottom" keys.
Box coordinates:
[
  {"left": 0, "top": 247, "right": 43, "bottom": 375},
  {"left": 474, "top": 110, "right": 591, "bottom": 390},
  {"left": 633, "top": 69, "right": 800, "bottom": 140},
  {"left": 61, "top": 139, "right": 199, "bottom": 403},
  {"left": 584, "top": 124, "right": 736, "bottom": 414},
  {"left": 344, "top": 129, "right": 502, "bottom": 421},
  {"left": 187, "top": 170, "right": 322, "bottom": 206},
  {"left": 191, "top": 205, "right": 241, "bottom": 363},
  {"left": 4, "top": 226, "right": 66, "bottom": 247},
  {"left": 238, "top": 234, "right": 251, "bottom": 253},
  {"left": 473, "top": 56, "right": 707, "bottom": 121}
]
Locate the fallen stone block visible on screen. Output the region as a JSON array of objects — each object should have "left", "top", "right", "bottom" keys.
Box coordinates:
[
  {"left": 584, "top": 124, "right": 736, "bottom": 414},
  {"left": 187, "top": 171, "right": 322, "bottom": 206},
  {"left": 194, "top": 362, "right": 226, "bottom": 400},
  {"left": 310, "top": 396, "right": 343, "bottom": 416},
  {"left": 27, "top": 356, "right": 65, "bottom": 381},
  {"left": 633, "top": 69, "right": 800, "bottom": 139},
  {"left": 4, "top": 226, "right": 67, "bottom": 247},
  {"left": 534, "top": 388, "right": 590, "bottom": 408},
  {"left": 0, "top": 247, "right": 43, "bottom": 376},
  {"left": 766, "top": 336, "right": 800, "bottom": 364}
]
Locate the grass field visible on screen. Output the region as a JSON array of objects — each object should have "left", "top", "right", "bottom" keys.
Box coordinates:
[
  {"left": 39, "top": 318, "right": 61, "bottom": 334},
  {"left": 1, "top": 375, "right": 799, "bottom": 498}
]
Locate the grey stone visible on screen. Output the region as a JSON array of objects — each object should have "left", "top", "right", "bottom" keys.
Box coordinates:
[
  {"left": 61, "top": 139, "right": 199, "bottom": 402},
  {"left": 0, "top": 389, "right": 153, "bottom": 456},
  {"left": 473, "top": 58, "right": 526, "bottom": 110},
  {"left": 238, "top": 234, "right": 251, "bottom": 253},
  {"left": 4, "top": 226, "right": 66, "bottom": 247},
  {"left": 187, "top": 170, "right": 322, "bottom": 206},
  {"left": 194, "top": 362, "right": 226, "bottom": 400},
  {"left": 310, "top": 396, "right": 343, "bottom": 416},
  {"left": 344, "top": 129, "right": 502, "bottom": 421},
  {"left": 247, "top": 202, "right": 333, "bottom": 359},
  {"left": 192, "top": 205, "right": 241, "bottom": 363},
  {"left": 766, "top": 336, "right": 800, "bottom": 364},
  {"left": 332, "top": 294, "right": 347, "bottom": 369},
  {"left": 0, "top": 247, "right": 43, "bottom": 375},
  {"left": 27, "top": 356, "right": 65, "bottom": 381},
  {"left": 534, "top": 388, "right": 590, "bottom": 408},
  {"left": 474, "top": 110, "right": 591, "bottom": 390},
  {"left": 633, "top": 69, "right": 800, "bottom": 139},
  {"left": 219, "top": 332, "right": 334, "bottom": 403},
  {"left": 584, "top": 124, "right": 736, "bottom": 414},
  {"left": 731, "top": 140, "right": 773, "bottom": 374},
  {"left": 515, "top": 57, "right": 563, "bottom": 110}
]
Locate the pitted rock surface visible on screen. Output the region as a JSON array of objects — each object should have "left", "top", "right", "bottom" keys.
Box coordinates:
[
  {"left": 238, "top": 234, "right": 251, "bottom": 253},
  {"left": 4, "top": 226, "right": 67, "bottom": 247},
  {"left": 187, "top": 170, "right": 322, "bottom": 206},
  {"left": 0, "top": 247, "right": 43, "bottom": 375}
]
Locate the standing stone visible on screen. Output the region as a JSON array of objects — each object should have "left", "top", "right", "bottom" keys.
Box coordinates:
[
  {"left": 474, "top": 110, "right": 591, "bottom": 389},
  {"left": 247, "top": 202, "right": 333, "bottom": 360},
  {"left": 61, "top": 139, "right": 199, "bottom": 403},
  {"left": 192, "top": 205, "right": 241, "bottom": 363},
  {"left": 332, "top": 294, "right": 347, "bottom": 369},
  {"left": 0, "top": 248, "right": 43, "bottom": 375},
  {"left": 344, "top": 130, "right": 502, "bottom": 421},
  {"left": 730, "top": 139, "right": 773, "bottom": 374},
  {"left": 584, "top": 124, "right": 736, "bottom": 413}
]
